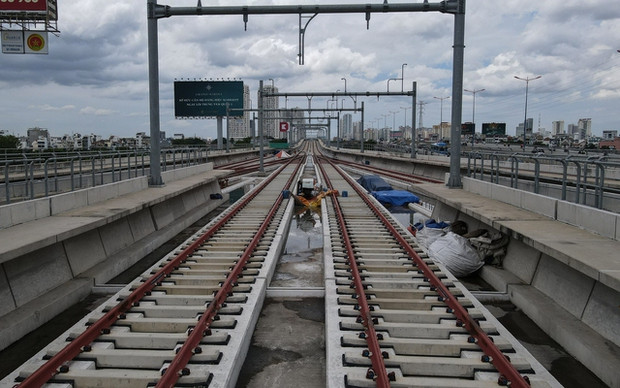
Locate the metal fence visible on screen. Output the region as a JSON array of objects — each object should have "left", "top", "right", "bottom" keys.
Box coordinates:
[
  {"left": 325, "top": 141, "right": 620, "bottom": 212},
  {"left": 1, "top": 148, "right": 208, "bottom": 205},
  {"left": 466, "top": 151, "right": 620, "bottom": 211}
]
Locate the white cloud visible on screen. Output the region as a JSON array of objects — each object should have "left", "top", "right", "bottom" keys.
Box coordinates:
[
  {"left": 80, "top": 106, "right": 115, "bottom": 116},
  {"left": 0, "top": 0, "right": 619, "bottom": 138}
]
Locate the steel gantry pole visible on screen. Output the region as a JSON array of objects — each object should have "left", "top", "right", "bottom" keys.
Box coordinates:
[
  {"left": 258, "top": 80, "right": 264, "bottom": 173},
  {"left": 411, "top": 81, "right": 417, "bottom": 158},
  {"left": 147, "top": 0, "right": 162, "bottom": 186},
  {"left": 447, "top": 0, "right": 465, "bottom": 188}
]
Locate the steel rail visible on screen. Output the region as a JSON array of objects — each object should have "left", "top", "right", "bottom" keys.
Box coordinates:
[
  {"left": 316, "top": 157, "right": 392, "bottom": 387},
  {"left": 15, "top": 156, "right": 301, "bottom": 388},
  {"left": 156, "top": 155, "right": 303, "bottom": 387},
  {"left": 325, "top": 158, "right": 532, "bottom": 388}
]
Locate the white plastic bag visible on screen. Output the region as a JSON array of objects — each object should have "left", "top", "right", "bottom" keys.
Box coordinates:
[
  {"left": 416, "top": 226, "right": 447, "bottom": 250},
  {"left": 428, "top": 232, "right": 484, "bottom": 277}
]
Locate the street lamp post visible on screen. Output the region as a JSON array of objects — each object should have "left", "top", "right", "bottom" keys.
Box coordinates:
[
  {"left": 341, "top": 77, "right": 347, "bottom": 93},
  {"left": 464, "top": 88, "right": 485, "bottom": 144},
  {"left": 401, "top": 106, "right": 409, "bottom": 128},
  {"left": 401, "top": 63, "right": 407, "bottom": 92},
  {"left": 514, "top": 75, "right": 541, "bottom": 149},
  {"left": 463, "top": 88, "right": 484, "bottom": 125},
  {"left": 434, "top": 96, "right": 450, "bottom": 139}
]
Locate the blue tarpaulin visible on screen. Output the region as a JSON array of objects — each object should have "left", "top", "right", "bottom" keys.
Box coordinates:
[
  {"left": 371, "top": 190, "right": 420, "bottom": 206},
  {"left": 357, "top": 175, "right": 392, "bottom": 192}
]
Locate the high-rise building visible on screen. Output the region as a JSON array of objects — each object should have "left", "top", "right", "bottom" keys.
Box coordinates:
[
  {"left": 341, "top": 114, "right": 353, "bottom": 140},
  {"left": 578, "top": 118, "right": 592, "bottom": 140},
  {"left": 27, "top": 127, "right": 49, "bottom": 145},
  {"left": 552, "top": 120, "right": 565, "bottom": 136},
  {"left": 258, "top": 85, "right": 279, "bottom": 138},
  {"left": 516, "top": 118, "right": 533, "bottom": 139},
  {"left": 567, "top": 123, "right": 579, "bottom": 139},
  {"left": 229, "top": 84, "right": 251, "bottom": 139}
]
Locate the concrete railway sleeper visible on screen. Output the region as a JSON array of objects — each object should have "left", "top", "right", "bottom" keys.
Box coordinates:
[
  {"left": 2, "top": 142, "right": 563, "bottom": 388},
  {"left": 10, "top": 156, "right": 303, "bottom": 388},
  {"left": 316, "top": 154, "right": 559, "bottom": 388}
]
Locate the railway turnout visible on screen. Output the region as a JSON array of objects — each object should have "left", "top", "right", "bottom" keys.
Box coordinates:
[{"left": 2, "top": 143, "right": 561, "bottom": 387}]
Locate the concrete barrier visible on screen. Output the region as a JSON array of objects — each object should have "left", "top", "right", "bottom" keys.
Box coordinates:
[
  {"left": 0, "top": 164, "right": 230, "bottom": 351},
  {"left": 417, "top": 178, "right": 620, "bottom": 388}
]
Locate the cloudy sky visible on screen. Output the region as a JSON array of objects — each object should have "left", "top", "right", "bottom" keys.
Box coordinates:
[{"left": 1, "top": 0, "right": 619, "bottom": 140}]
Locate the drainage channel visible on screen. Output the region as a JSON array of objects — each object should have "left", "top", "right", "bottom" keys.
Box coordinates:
[{"left": 238, "top": 205, "right": 326, "bottom": 388}]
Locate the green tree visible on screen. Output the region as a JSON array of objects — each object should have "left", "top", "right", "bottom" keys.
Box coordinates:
[
  {"left": 172, "top": 137, "right": 207, "bottom": 146},
  {"left": 0, "top": 135, "right": 19, "bottom": 149}
]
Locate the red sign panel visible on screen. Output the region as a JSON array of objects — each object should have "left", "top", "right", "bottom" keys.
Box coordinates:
[
  {"left": 279, "top": 122, "right": 289, "bottom": 132},
  {"left": 0, "top": 0, "right": 48, "bottom": 12}
]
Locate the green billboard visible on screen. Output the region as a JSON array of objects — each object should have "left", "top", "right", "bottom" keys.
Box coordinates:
[
  {"left": 174, "top": 81, "right": 244, "bottom": 118},
  {"left": 482, "top": 122, "right": 506, "bottom": 136}
]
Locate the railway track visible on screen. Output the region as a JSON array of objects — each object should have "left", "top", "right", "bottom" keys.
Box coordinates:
[
  {"left": 316, "top": 155, "right": 559, "bottom": 387},
  {"left": 6, "top": 156, "right": 303, "bottom": 388},
  {"left": 3, "top": 141, "right": 561, "bottom": 387}
]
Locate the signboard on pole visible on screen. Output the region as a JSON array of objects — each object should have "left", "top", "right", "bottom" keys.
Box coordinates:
[
  {"left": 1, "top": 30, "right": 23, "bottom": 53},
  {"left": 174, "top": 81, "right": 244, "bottom": 118},
  {"left": 2, "top": 30, "right": 48, "bottom": 54},
  {"left": 24, "top": 31, "right": 48, "bottom": 54},
  {"left": 461, "top": 122, "right": 475, "bottom": 135},
  {"left": 279, "top": 121, "right": 289, "bottom": 132},
  {"left": 482, "top": 122, "right": 506, "bottom": 136},
  {"left": 0, "top": 0, "right": 47, "bottom": 12}
]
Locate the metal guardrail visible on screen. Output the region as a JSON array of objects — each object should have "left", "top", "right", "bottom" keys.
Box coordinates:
[
  {"left": 325, "top": 142, "right": 620, "bottom": 211},
  {"left": 0, "top": 148, "right": 209, "bottom": 205},
  {"left": 466, "top": 151, "right": 620, "bottom": 210}
]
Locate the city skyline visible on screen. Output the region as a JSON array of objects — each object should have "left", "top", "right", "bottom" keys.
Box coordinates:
[{"left": 1, "top": 0, "right": 619, "bottom": 140}]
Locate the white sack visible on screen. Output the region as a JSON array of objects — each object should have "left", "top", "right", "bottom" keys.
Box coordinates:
[
  {"left": 428, "top": 232, "right": 484, "bottom": 277},
  {"left": 416, "top": 226, "right": 447, "bottom": 250}
]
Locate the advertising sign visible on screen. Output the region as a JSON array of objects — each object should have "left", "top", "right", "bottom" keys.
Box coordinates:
[
  {"left": 1, "top": 30, "right": 23, "bottom": 54},
  {"left": 461, "top": 122, "right": 475, "bottom": 135},
  {"left": 279, "top": 122, "right": 289, "bottom": 132},
  {"left": 174, "top": 81, "right": 244, "bottom": 118},
  {"left": 1, "top": 30, "right": 47, "bottom": 54},
  {"left": 24, "top": 31, "right": 47, "bottom": 54},
  {"left": 482, "top": 122, "right": 506, "bottom": 136},
  {"left": 0, "top": 0, "right": 48, "bottom": 12}
]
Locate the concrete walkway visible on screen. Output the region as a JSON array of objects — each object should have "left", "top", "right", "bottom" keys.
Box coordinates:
[{"left": 412, "top": 180, "right": 620, "bottom": 388}]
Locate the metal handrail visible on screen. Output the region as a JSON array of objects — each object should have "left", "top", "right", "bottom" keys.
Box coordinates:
[{"left": 0, "top": 148, "right": 212, "bottom": 205}]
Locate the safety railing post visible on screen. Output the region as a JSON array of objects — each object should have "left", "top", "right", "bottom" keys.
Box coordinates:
[
  {"left": 77, "top": 152, "right": 83, "bottom": 188},
  {"left": 559, "top": 159, "right": 568, "bottom": 201},
  {"left": 91, "top": 157, "right": 96, "bottom": 187},
  {"left": 28, "top": 161, "right": 35, "bottom": 200},
  {"left": 44, "top": 158, "right": 51, "bottom": 197},
  {"left": 70, "top": 157, "right": 75, "bottom": 192},
  {"left": 533, "top": 157, "right": 540, "bottom": 194},
  {"left": 4, "top": 162, "right": 10, "bottom": 204}
]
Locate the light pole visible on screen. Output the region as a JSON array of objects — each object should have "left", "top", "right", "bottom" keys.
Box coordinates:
[
  {"left": 514, "top": 75, "right": 541, "bottom": 149},
  {"left": 341, "top": 77, "right": 347, "bottom": 93},
  {"left": 434, "top": 96, "right": 449, "bottom": 139},
  {"left": 401, "top": 63, "right": 407, "bottom": 92},
  {"left": 401, "top": 106, "right": 409, "bottom": 129},
  {"left": 464, "top": 88, "right": 484, "bottom": 144},
  {"left": 464, "top": 88, "right": 484, "bottom": 125},
  {"left": 390, "top": 110, "right": 398, "bottom": 131}
]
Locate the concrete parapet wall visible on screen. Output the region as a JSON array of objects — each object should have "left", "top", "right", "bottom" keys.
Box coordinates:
[
  {"left": 426, "top": 187, "right": 620, "bottom": 388},
  {"left": 0, "top": 177, "right": 149, "bottom": 229},
  {"left": 161, "top": 162, "right": 213, "bottom": 182},
  {"left": 0, "top": 166, "right": 229, "bottom": 351},
  {"left": 463, "top": 177, "right": 619, "bottom": 241}
]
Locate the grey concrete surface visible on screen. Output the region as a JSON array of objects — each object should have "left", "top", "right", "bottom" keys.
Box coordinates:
[
  {"left": 0, "top": 164, "right": 230, "bottom": 352},
  {"left": 414, "top": 180, "right": 620, "bottom": 388}
]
